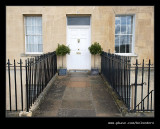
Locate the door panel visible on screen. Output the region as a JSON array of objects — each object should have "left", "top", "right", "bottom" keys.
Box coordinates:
[{"left": 67, "top": 27, "right": 91, "bottom": 70}]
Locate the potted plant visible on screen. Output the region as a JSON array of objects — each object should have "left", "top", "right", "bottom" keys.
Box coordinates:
[
  {"left": 56, "top": 44, "right": 70, "bottom": 75},
  {"left": 88, "top": 42, "right": 103, "bottom": 75}
]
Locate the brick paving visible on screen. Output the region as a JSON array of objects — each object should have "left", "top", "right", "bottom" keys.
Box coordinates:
[{"left": 33, "top": 72, "right": 121, "bottom": 117}]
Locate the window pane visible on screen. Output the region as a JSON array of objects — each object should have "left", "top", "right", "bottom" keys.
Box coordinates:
[
  {"left": 26, "top": 44, "right": 34, "bottom": 52},
  {"left": 26, "top": 44, "right": 29, "bottom": 52},
  {"left": 35, "top": 17, "right": 42, "bottom": 26},
  {"left": 126, "top": 44, "right": 130, "bottom": 53},
  {"left": 31, "top": 44, "right": 34, "bottom": 52},
  {"left": 115, "top": 25, "right": 120, "bottom": 34},
  {"left": 33, "top": 44, "right": 38, "bottom": 52},
  {"left": 121, "top": 16, "right": 126, "bottom": 25},
  {"left": 27, "top": 36, "right": 34, "bottom": 44},
  {"left": 31, "top": 26, "right": 35, "bottom": 35},
  {"left": 26, "top": 17, "right": 32, "bottom": 26},
  {"left": 120, "top": 35, "right": 126, "bottom": 53},
  {"left": 120, "top": 44, "right": 125, "bottom": 53},
  {"left": 34, "top": 36, "right": 42, "bottom": 44},
  {"left": 38, "top": 44, "right": 43, "bottom": 52},
  {"left": 35, "top": 26, "right": 42, "bottom": 34},
  {"left": 127, "top": 35, "right": 132, "bottom": 44},
  {"left": 121, "top": 25, "right": 126, "bottom": 34},
  {"left": 127, "top": 16, "right": 132, "bottom": 25},
  {"left": 126, "top": 35, "right": 132, "bottom": 53},
  {"left": 127, "top": 25, "right": 133, "bottom": 34},
  {"left": 126, "top": 43, "right": 132, "bottom": 53},
  {"left": 67, "top": 16, "right": 90, "bottom": 25},
  {"left": 121, "top": 35, "right": 128, "bottom": 43},
  {"left": 31, "top": 17, "right": 36, "bottom": 26},
  {"left": 26, "top": 26, "right": 32, "bottom": 35},
  {"left": 115, "top": 35, "right": 119, "bottom": 53},
  {"left": 38, "top": 36, "right": 42, "bottom": 44},
  {"left": 34, "top": 36, "right": 38, "bottom": 44},
  {"left": 115, "top": 17, "right": 120, "bottom": 25}
]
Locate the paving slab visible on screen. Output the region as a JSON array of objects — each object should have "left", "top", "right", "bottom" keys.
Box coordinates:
[
  {"left": 67, "top": 81, "right": 89, "bottom": 87},
  {"left": 32, "top": 72, "right": 121, "bottom": 117},
  {"left": 69, "top": 76, "right": 88, "bottom": 82},
  {"left": 63, "top": 87, "right": 92, "bottom": 101},
  {"left": 57, "top": 108, "right": 96, "bottom": 117},
  {"left": 33, "top": 100, "right": 62, "bottom": 117},
  {"left": 93, "top": 100, "right": 120, "bottom": 115},
  {"left": 61, "top": 100, "right": 94, "bottom": 110}
]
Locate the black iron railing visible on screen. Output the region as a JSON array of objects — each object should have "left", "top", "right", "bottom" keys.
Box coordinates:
[
  {"left": 101, "top": 51, "right": 154, "bottom": 112},
  {"left": 130, "top": 58, "right": 154, "bottom": 112},
  {"left": 6, "top": 59, "right": 26, "bottom": 111},
  {"left": 135, "top": 90, "right": 154, "bottom": 112},
  {"left": 101, "top": 51, "right": 131, "bottom": 109},
  {"left": 6, "top": 51, "right": 57, "bottom": 112}
]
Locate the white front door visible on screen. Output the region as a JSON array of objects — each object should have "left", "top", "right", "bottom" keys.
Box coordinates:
[{"left": 67, "top": 26, "right": 91, "bottom": 70}]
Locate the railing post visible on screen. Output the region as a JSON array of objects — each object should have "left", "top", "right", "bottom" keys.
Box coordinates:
[
  {"left": 7, "top": 59, "right": 12, "bottom": 111},
  {"left": 31, "top": 58, "right": 34, "bottom": 105},
  {"left": 120, "top": 57, "right": 123, "bottom": 98},
  {"left": 37, "top": 57, "right": 40, "bottom": 97},
  {"left": 123, "top": 57, "right": 126, "bottom": 104},
  {"left": 151, "top": 90, "right": 153, "bottom": 110},
  {"left": 128, "top": 57, "right": 131, "bottom": 110},
  {"left": 25, "top": 59, "right": 29, "bottom": 112},
  {"left": 29, "top": 58, "right": 31, "bottom": 108},
  {"left": 133, "top": 59, "right": 141, "bottom": 111},
  {"left": 147, "top": 59, "right": 151, "bottom": 110},
  {"left": 19, "top": 59, "right": 23, "bottom": 111},
  {"left": 117, "top": 56, "right": 120, "bottom": 93},
  {"left": 34, "top": 58, "right": 37, "bottom": 102},
  {"left": 134, "top": 59, "right": 138, "bottom": 111},
  {"left": 14, "top": 59, "right": 17, "bottom": 111},
  {"left": 111, "top": 54, "right": 113, "bottom": 88},
  {"left": 141, "top": 59, "right": 144, "bottom": 110}
]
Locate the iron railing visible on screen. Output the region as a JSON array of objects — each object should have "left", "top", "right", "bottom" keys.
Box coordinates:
[
  {"left": 101, "top": 51, "right": 131, "bottom": 110},
  {"left": 135, "top": 90, "right": 154, "bottom": 112},
  {"left": 6, "top": 51, "right": 57, "bottom": 112},
  {"left": 101, "top": 51, "right": 154, "bottom": 112},
  {"left": 6, "top": 59, "right": 25, "bottom": 111}
]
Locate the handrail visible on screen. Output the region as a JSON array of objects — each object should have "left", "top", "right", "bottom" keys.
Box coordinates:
[{"left": 134, "top": 90, "right": 154, "bottom": 111}]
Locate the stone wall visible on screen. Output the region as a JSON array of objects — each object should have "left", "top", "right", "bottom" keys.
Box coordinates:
[{"left": 6, "top": 6, "right": 154, "bottom": 69}]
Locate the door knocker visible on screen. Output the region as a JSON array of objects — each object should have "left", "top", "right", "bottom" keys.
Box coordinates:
[{"left": 77, "top": 39, "right": 80, "bottom": 43}]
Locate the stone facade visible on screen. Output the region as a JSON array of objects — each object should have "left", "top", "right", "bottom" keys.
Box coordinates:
[{"left": 6, "top": 6, "right": 154, "bottom": 69}]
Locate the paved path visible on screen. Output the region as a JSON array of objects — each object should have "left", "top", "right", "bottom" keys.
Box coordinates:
[{"left": 33, "top": 72, "right": 121, "bottom": 117}]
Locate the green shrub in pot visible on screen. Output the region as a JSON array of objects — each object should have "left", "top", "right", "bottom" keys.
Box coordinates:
[
  {"left": 88, "top": 42, "right": 103, "bottom": 75},
  {"left": 56, "top": 44, "right": 70, "bottom": 75}
]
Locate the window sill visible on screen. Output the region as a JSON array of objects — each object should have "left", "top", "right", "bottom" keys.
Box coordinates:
[
  {"left": 114, "top": 53, "right": 138, "bottom": 57},
  {"left": 21, "top": 53, "right": 43, "bottom": 57}
]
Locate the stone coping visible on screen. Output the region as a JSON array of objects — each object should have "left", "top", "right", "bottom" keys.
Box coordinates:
[{"left": 19, "top": 73, "right": 58, "bottom": 117}]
